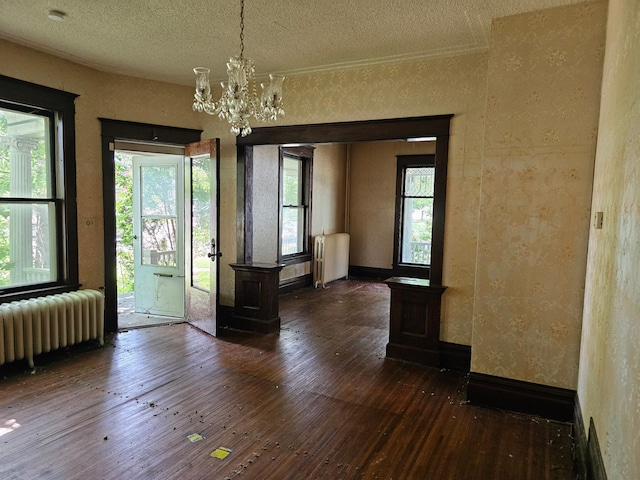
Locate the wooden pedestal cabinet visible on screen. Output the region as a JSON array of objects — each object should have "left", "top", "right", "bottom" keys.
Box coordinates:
[
  {"left": 385, "top": 277, "right": 447, "bottom": 367},
  {"left": 229, "top": 263, "right": 284, "bottom": 333}
]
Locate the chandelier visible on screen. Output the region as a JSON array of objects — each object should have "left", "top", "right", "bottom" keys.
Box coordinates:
[{"left": 191, "top": 0, "right": 285, "bottom": 136}]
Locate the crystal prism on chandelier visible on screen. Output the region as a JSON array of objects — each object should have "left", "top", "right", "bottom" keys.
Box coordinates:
[{"left": 191, "top": 0, "right": 285, "bottom": 136}]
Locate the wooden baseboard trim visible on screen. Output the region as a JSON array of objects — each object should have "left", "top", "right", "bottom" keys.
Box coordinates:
[
  {"left": 385, "top": 341, "right": 471, "bottom": 372},
  {"left": 439, "top": 341, "right": 471, "bottom": 372},
  {"left": 217, "top": 305, "right": 234, "bottom": 328},
  {"left": 386, "top": 342, "right": 439, "bottom": 367},
  {"left": 348, "top": 266, "right": 394, "bottom": 280},
  {"left": 575, "top": 395, "right": 608, "bottom": 479},
  {"left": 279, "top": 274, "right": 312, "bottom": 294},
  {"left": 467, "top": 372, "right": 575, "bottom": 421},
  {"left": 587, "top": 416, "right": 608, "bottom": 479},
  {"left": 574, "top": 396, "right": 589, "bottom": 479},
  {"left": 229, "top": 315, "right": 280, "bottom": 334}
]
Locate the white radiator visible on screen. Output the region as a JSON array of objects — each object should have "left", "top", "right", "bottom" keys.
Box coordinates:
[
  {"left": 0, "top": 289, "right": 104, "bottom": 368},
  {"left": 313, "top": 233, "right": 350, "bottom": 288}
]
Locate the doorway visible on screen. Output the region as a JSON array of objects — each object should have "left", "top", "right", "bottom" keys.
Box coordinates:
[
  {"left": 115, "top": 144, "right": 186, "bottom": 328},
  {"left": 100, "top": 119, "right": 219, "bottom": 334}
]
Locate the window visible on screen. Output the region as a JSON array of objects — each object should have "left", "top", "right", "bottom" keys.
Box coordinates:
[
  {"left": 279, "top": 146, "right": 312, "bottom": 262},
  {"left": 393, "top": 154, "right": 446, "bottom": 280},
  {"left": 0, "top": 75, "right": 78, "bottom": 300}
]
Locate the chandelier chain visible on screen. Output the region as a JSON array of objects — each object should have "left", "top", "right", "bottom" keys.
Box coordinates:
[{"left": 239, "top": 0, "right": 245, "bottom": 59}]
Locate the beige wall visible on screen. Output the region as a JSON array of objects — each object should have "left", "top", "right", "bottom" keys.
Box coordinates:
[
  {"left": 578, "top": 0, "right": 640, "bottom": 477},
  {"left": 348, "top": 140, "right": 435, "bottom": 269},
  {"left": 252, "top": 145, "right": 280, "bottom": 263},
  {"left": 311, "top": 144, "right": 348, "bottom": 237},
  {"left": 472, "top": 1, "right": 607, "bottom": 389},
  {"left": 249, "top": 143, "right": 348, "bottom": 282}
]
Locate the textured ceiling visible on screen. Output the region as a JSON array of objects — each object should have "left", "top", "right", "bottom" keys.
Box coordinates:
[{"left": 0, "top": 0, "right": 590, "bottom": 86}]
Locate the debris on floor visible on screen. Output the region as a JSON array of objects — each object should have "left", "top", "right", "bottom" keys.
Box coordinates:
[
  {"left": 187, "top": 433, "right": 205, "bottom": 443},
  {"left": 211, "top": 447, "right": 233, "bottom": 459}
]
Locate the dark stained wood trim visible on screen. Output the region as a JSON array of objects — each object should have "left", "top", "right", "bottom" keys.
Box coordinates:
[
  {"left": 279, "top": 274, "right": 313, "bottom": 294},
  {"left": 237, "top": 115, "right": 454, "bottom": 146},
  {"left": 98, "top": 118, "right": 202, "bottom": 145},
  {"left": 236, "top": 145, "right": 252, "bottom": 263},
  {"left": 392, "top": 154, "right": 436, "bottom": 281},
  {"left": 587, "top": 417, "right": 608, "bottom": 479},
  {"left": 0, "top": 75, "right": 79, "bottom": 302},
  {"left": 439, "top": 342, "right": 471, "bottom": 372},
  {"left": 574, "top": 395, "right": 589, "bottom": 479},
  {"left": 217, "top": 304, "right": 235, "bottom": 329},
  {"left": 99, "top": 119, "right": 202, "bottom": 332},
  {"left": 278, "top": 146, "right": 314, "bottom": 263},
  {"left": 229, "top": 262, "right": 284, "bottom": 334},
  {"left": 430, "top": 135, "right": 449, "bottom": 285},
  {"left": 0, "top": 74, "right": 79, "bottom": 111},
  {"left": 348, "top": 265, "right": 394, "bottom": 280},
  {"left": 235, "top": 115, "right": 453, "bottom": 277},
  {"left": 100, "top": 135, "right": 117, "bottom": 331},
  {"left": 467, "top": 372, "right": 575, "bottom": 421}
]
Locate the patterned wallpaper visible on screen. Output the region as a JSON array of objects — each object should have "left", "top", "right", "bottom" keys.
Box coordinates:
[
  {"left": 578, "top": 0, "right": 640, "bottom": 477},
  {"left": 183, "top": 2, "right": 610, "bottom": 385},
  {"left": 471, "top": 1, "right": 607, "bottom": 389}
]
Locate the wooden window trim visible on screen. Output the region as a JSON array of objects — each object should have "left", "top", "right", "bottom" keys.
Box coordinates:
[
  {"left": 278, "top": 146, "right": 313, "bottom": 265},
  {"left": 0, "top": 75, "right": 80, "bottom": 302},
  {"left": 392, "top": 154, "right": 443, "bottom": 280}
]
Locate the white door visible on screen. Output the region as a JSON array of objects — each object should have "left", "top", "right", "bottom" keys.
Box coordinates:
[
  {"left": 185, "top": 139, "right": 219, "bottom": 335},
  {"left": 132, "top": 154, "right": 185, "bottom": 317}
]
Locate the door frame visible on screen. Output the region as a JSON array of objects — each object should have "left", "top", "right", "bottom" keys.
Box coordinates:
[
  {"left": 235, "top": 115, "right": 452, "bottom": 284},
  {"left": 100, "top": 118, "right": 202, "bottom": 332}
]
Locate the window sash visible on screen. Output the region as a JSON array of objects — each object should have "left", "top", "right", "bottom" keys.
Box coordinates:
[
  {"left": 393, "top": 154, "right": 443, "bottom": 280},
  {"left": 279, "top": 147, "right": 312, "bottom": 261},
  {"left": 0, "top": 103, "right": 59, "bottom": 289},
  {"left": 281, "top": 206, "right": 304, "bottom": 255},
  {"left": 0, "top": 74, "right": 78, "bottom": 301}
]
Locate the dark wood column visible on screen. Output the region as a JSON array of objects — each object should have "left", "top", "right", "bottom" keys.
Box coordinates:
[
  {"left": 385, "top": 277, "right": 447, "bottom": 367},
  {"left": 229, "top": 262, "right": 284, "bottom": 333}
]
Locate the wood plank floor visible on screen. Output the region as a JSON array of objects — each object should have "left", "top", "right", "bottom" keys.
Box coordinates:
[{"left": 0, "top": 279, "right": 575, "bottom": 479}]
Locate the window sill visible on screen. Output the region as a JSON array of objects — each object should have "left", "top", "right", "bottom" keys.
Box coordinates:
[
  {"left": 0, "top": 284, "right": 83, "bottom": 304},
  {"left": 281, "top": 253, "right": 312, "bottom": 266},
  {"left": 392, "top": 264, "right": 430, "bottom": 280}
]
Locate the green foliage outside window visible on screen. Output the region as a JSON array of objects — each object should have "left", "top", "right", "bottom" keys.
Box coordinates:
[
  {"left": 0, "top": 108, "right": 51, "bottom": 287},
  {"left": 115, "top": 153, "right": 134, "bottom": 293}
]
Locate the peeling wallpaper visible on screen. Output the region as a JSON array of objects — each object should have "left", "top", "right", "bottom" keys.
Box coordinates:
[
  {"left": 472, "top": 1, "right": 607, "bottom": 388},
  {"left": 578, "top": 0, "right": 640, "bottom": 477}
]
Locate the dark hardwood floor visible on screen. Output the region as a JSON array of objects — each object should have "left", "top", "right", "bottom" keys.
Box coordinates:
[{"left": 0, "top": 279, "right": 575, "bottom": 479}]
